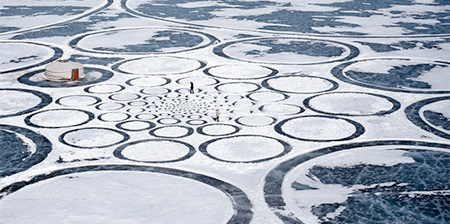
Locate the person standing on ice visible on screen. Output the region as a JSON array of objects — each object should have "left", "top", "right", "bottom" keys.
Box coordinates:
[
  {"left": 215, "top": 108, "right": 220, "bottom": 122},
  {"left": 190, "top": 82, "right": 194, "bottom": 94}
]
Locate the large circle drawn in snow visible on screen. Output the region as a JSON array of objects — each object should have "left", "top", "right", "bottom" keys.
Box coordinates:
[
  {"left": 114, "top": 139, "right": 195, "bottom": 163},
  {"left": 95, "top": 102, "right": 126, "bottom": 111},
  {"left": 275, "top": 115, "right": 364, "bottom": 142},
  {"left": 264, "top": 140, "right": 450, "bottom": 224},
  {"left": 247, "top": 91, "right": 289, "bottom": 103},
  {"left": 199, "top": 135, "right": 292, "bottom": 163},
  {"left": 109, "top": 92, "right": 141, "bottom": 101},
  {"left": 304, "top": 92, "right": 401, "bottom": 116},
  {"left": 85, "top": 84, "right": 125, "bottom": 94},
  {"left": 204, "top": 64, "right": 277, "bottom": 80},
  {"left": 0, "top": 88, "right": 52, "bottom": 119},
  {"left": 0, "top": 41, "right": 62, "bottom": 74},
  {"left": 0, "top": 124, "right": 52, "bottom": 178},
  {"left": 116, "top": 120, "right": 156, "bottom": 132},
  {"left": 56, "top": 95, "right": 101, "bottom": 107},
  {"left": 140, "top": 87, "right": 171, "bottom": 95},
  {"left": 70, "top": 27, "right": 217, "bottom": 55},
  {"left": 25, "top": 109, "right": 94, "bottom": 129},
  {"left": 214, "top": 37, "right": 357, "bottom": 65},
  {"left": 259, "top": 103, "right": 305, "bottom": 115},
  {"left": 112, "top": 56, "right": 206, "bottom": 75},
  {"left": 262, "top": 75, "right": 338, "bottom": 94},
  {"left": 59, "top": 127, "right": 130, "bottom": 149},
  {"left": 149, "top": 125, "right": 194, "bottom": 138},
  {"left": 19, "top": 67, "right": 114, "bottom": 88},
  {"left": 235, "top": 115, "right": 277, "bottom": 127},
  {"left": 215, "top": 82, "right": 261, "bottom": 93},
  {"left": 332, "top": 58, "right": 450, "bottom": 94},
  {"left": 98, "top": 112, "right": 131, "bottom": 122},
  {"left": 0, "top": 165, "right": 252, "bottom": 224},
  {"left": 197, "top": 124, "right": 241, "bottom": 137},
  {"left": 405, "top": 96, "right": 450, "bottom": 140},
  {"left": 126, "top": 77, "right": 170, "bottom": 87}
]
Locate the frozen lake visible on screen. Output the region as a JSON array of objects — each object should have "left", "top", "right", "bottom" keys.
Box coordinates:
[{"left": 0, "top": 0, "right": 449, "bottom": 223}]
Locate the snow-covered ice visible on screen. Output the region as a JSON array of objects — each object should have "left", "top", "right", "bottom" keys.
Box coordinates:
[{"left": 1, "top": 0, "right": 449, "bottom": 223}]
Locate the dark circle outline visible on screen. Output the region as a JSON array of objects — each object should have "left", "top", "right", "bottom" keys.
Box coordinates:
[
  {"left": 215, "top": 82, "right": 262, "bottom": 93},
  {"left": 197, "top": 123, "right": 241, "bottom": 137},
  {"left": 149, "top": 125, "right": 194, "bottom": 139},
  {"left": 275, "top": 115, "right": 365, "bottom": 142},
  {"left": 405, "top": 96, "right": 450, "bottom": 140},
  {"left": 188, "top": 115, "right": 203, "bottom": 119},
  {"left": 0, "top": 41, "right": 63, "bottom": 74},
  {"left": 247, "top": 91, "right": 289, "bottom": 103},
  {"left": 114, "top": 139, "right": 195, "bottom": 163},
  {"left": 262, "top": 74, "right": 339, "bottom": 94},
  {"left": 331, "top": 58, "right": 450, "bottom": 94},
  {"left": 0, "top": 88, "right": 52, "bottom": 119},
  {"left": 95, "top": 102, "right": 126, "bottom": 111},
  {"left": 263, "top": 140, "right": 450, "bottom": 224},
  {"left": 143, "top": 95, "right": 163, "bottom": 102},
  {"left": 25, "top": 109, "right": 95, "bottom": 129},
  {"left": 135, "top": 113, "right": 158, "bottom": 120},
  {"left": 0, "top": 164, "right": 253, "bottom": 223},
  {"left": 126, "top": 77, "right": 171, "bottom": 87},
  {"left": 19, "top": 67, "right": 114, "bottom": 88},
  {"left": 303, "top": 91, "right": 401, "bottom": 116},
  {"left": 235, "top": 115, "right": 277, "bottom": 127},
  {"left": 116, "top": 120, "right": 156, "bottom": 132},
  {"left": 157, "top": 118, "right": 181, "bottom": 125},
  {"left": 172, "top": 114, "right": 185, "bottom": 119},
  {"left": 199, "top": 134, "right": 292, "bottom": 163},
  {"left": 126, "top": 108, "right": 146, "bottom": 114},
  {"left": 112, "top": 56, "right": 207, "bottom": 75},
  {"left": 213, "top": 37, "right": 359, "bottom": 65},
  {"left": 186, "top": 119, "right": 208, "bottom": 126},
  {"left": 59, "top": 127, "right": 130, "bottom": 149},
  {"left": 128, "top": 100, "right": 148, "bottom": 107},
  {"left": 98, "top": 112, "right": 131, "bottom": 122},
  {"left": 85, "top": 84, "right": 126, "bottom": 94},
  {"left": 56, "top": 95, "right": 102, "bottom": 107},
  {"left": 108, "top": 92, "right": 141, "bottom": 101},
  {"left": 0, "top": 124, "right": 52, "bottom": 177},
  {"left": 258, "top": 103, "right": 305, "bottom": 115},
  {"left": 204, "top": 64, "right": 278, "bottom": 80},
  {"left": 164, "top": 92, "right": 182, "bottom": 99},
  {"left": 140, "top": 87, "right": 171, "bottom": 96},
  {"left": 69, "top": 27, "right": 218, "bottom": 55}
]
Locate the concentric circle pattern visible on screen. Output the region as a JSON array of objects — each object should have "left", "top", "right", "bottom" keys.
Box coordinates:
[{"left": 1, "top": 1, "right": 449, "bottom": 223}]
